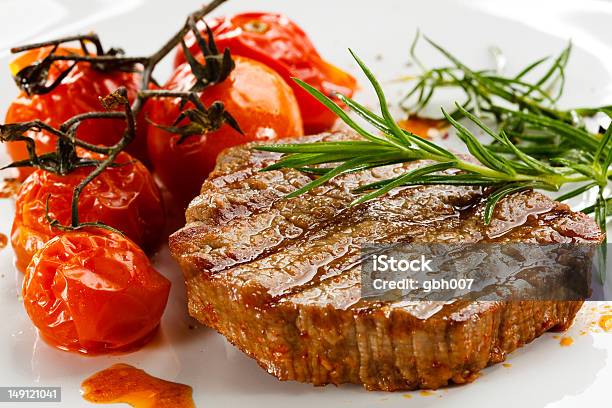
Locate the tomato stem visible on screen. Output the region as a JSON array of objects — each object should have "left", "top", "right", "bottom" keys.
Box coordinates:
[
  {"left": 10, "top": 33, "right": 105, "bottom": 55},
  {"left": 1, "top": 0, "right": 231, "bottom": 230},
  {"left": 70, "top": 87, "right": 135, "bottom": 228}
]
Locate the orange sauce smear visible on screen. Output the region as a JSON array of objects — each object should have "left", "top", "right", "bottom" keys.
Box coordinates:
[
  {"left": 0, "top": 178, "right": 20, "bottom": 198},
  {"left": 81, "top": 364, "right": 195, "bottom": 408},
  {"left": 502, "top": 363, "right": 512, "bottom": 368},
  {"left": 599, "top": 315, "right": 612, "bottom": 332},
  {"left": 419, "top": 390, "right": 435, "bottom": 397},
  {"left": 398, "top": 117, "right": 448, "bottom": 139},
  {"left": 0, "top": 233, "right": 7, "bottom": 249},
  {"left": 559, "top": 336, "right": 574, "bottom": 347}
]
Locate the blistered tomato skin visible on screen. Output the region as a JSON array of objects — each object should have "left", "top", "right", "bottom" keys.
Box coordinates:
[
  {"left": 147, "top": 55, "right": 303, "bottom": 204},
  {"left": 175, "top": 12, "right": 358, "bottom": 134},
  {"left": 11, "top": 150, "right": 164, "bottom": 272},
  {"left": 22, "top": 229, "right": 171, "bottom": 354},
  {"left": 5, "top": 47, "right": 148, "bottom": 180}
]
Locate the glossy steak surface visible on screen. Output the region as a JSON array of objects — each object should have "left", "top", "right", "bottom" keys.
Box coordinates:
[{"left": 170, "top": 132, "right": 603, "bottom": 391}]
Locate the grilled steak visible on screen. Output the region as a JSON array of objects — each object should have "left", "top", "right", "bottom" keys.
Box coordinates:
[{"left": 170, "top": 132, "right": 604, "bottom": 391}]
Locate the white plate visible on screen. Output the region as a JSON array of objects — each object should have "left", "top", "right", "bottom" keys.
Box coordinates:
[{"left": 0, "top": 0, "right": 611, "bottom": 407}]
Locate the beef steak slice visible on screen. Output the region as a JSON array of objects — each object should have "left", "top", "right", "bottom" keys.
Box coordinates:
[{"left": 170, "top": 132, "right": 604, "bottom": 391}]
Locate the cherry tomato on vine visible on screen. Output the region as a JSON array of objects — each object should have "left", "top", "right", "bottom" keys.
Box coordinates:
[
  {"left": 175, "top": 12, "right": 358, "bottom": 134},
  {"left": 11, "top": 150, "right": 164, "bottom": 272},
  {"left": 22, "top": 228, "right": 171, "bottom": 354},
  {"left": 5, "top": 47, "right": 148, "bottom": 180},
  {"left": 147, "top": 55, "right": 303, "bottom": 204}
]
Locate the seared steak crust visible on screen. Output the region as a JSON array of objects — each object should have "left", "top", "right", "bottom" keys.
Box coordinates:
[{"left": 170, "top": 133, "right": 604, "bottom": 391}]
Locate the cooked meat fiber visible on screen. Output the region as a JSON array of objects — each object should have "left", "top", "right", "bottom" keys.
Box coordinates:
[{"left": 170, "top": 132, "right": 604, "bottom": 391}]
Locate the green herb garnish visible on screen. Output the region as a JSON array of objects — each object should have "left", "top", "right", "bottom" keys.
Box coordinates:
[
  {"left": 255, "top": 48, "right": 612, "bottom": 234},
  {"left": 402, "top": 34, "right": 611, "bottom": 272}
]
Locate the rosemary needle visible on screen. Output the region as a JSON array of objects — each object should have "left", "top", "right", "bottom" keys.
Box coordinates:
[
  {"left": 399, "top": 34, "right": 612, "bottom": 237},
  {"left": 255, "top": 49, "right": 606, "bottom": 225}
]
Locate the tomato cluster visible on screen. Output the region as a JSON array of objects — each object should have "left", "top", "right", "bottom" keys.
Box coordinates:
[
  {"left": 175, "top": 12, "right": 358, "bottom": 134},
  {"left": 6, "top": 48, "right": 149, "bottom": 181},
  {"left": 4, "top": 12, "right": 356, "bottom": 355},
  {"left": 11, "top": 149, "right": 168, "bottom": 354},
  {"left": 23, "top": 229, "right": 170, "bottom": 354},
  {"left": 7, "top": 50, "right": 169, "bottom": 354},
  {"left": 11, "top": 150, "right": 164, "bottom": 272},
  {"left": 147, "top": 55, "right": 303, "bottom": 203},
  {"left": 150, "top": 12, "right": 357, "bottom": 203}
]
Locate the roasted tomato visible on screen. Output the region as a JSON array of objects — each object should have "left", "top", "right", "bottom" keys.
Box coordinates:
[
  {"left": 175, "top": 12, "right": 358, "bottom": 134},
  {"left": 11, "top": 150, "right": 163, "bottom": 272},
  {"left": 22, "top": 229, "right": 171, "bottom": 354},
  {"left": 147, "top": 55, "right": 303, "bottom": 204},
  {"left": 5, "top": 47, "right": 147, "bottom": 180}
]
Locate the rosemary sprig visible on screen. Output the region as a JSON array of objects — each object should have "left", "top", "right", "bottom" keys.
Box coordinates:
[
  {"left": 399, "top": 33, "right": 612, "bottom": 240},
  {"left": 401, "top": 32, "right": 576, "bottom": 122},
  {"left": 256, "top": 49, "right": 607, "bottom": 226},
  {"left": 401, "top": 33, "right": 612, "bottom": 160}
]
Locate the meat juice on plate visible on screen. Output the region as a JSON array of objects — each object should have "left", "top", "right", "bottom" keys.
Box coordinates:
[{"left": 81, "top": 364, "right": 195, "bottom": 408}]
